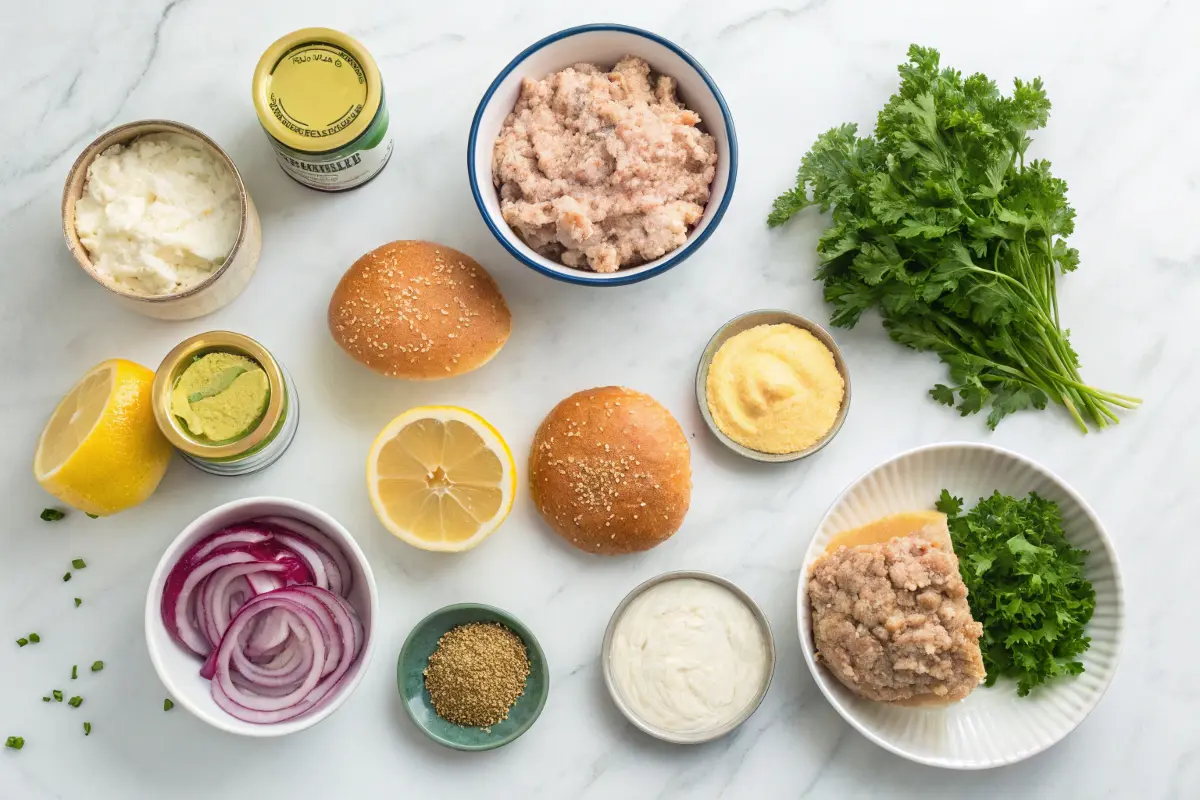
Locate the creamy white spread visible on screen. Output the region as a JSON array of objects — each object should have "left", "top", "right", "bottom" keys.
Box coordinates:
[
  {"left": 610, "top": 578, "right": 769, "bottom": 735},
  {"left": 74, "top": 133, "right": 241, "bottom": 296}
]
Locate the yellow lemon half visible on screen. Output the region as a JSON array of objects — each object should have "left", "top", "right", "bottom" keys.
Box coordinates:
[
  {"left": 34, "top": 359, "right": 172, "bottom": 516},
  {"left": 367, "top": 406, "right": 516, "bottom": 552}
]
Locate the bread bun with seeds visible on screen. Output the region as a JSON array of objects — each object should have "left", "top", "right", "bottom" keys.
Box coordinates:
[
  {"left": 328, "top": 240, "right": 512, "bottom": 380},
  {"left": 529, "top": 386, "right": 691, "bottom": 555}
]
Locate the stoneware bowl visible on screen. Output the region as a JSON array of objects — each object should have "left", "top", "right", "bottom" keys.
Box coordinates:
[
  {"left": 696, "top": 309, "right": 851, "bottom": 462},
  {"left": 397, "top": 603, "right": 549, "bottom": 751},
  {"left": 62, "top": 119, "right": 262, "bottom": 320},
  {"left": 601, "top": 571, "right": 776, "bottom": 744},
  {"left": 145, "top": 497, "right": 378, "bottom": 737},
  {"left": 468, "top": 23, "right": 737, "bottom": 286},
  {"left": 797, "top": 443, "right": 1125, "bottom": 769}
]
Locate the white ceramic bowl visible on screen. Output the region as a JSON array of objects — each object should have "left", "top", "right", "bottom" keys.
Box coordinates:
[
  {"left": 468, "top": 23, "right": 737, "bottom": 286},
  {"left": 797, "top": 443, "right": 1124, "bottom": 769},
  {"left": 145, "top": 497, "right": 378, "bottom": 737}
]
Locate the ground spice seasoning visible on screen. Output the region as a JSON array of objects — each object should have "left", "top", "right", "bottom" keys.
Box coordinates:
[{"left": 424, "top": 621, "right": 530, "bottom": 728}]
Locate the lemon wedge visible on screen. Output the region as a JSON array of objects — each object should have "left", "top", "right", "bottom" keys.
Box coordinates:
[
  {"left": 34, "top": 359, "right": 172, "bottom": 516},
  {"left": 367, "top": 406, "right": 515, "bottom": 552}
]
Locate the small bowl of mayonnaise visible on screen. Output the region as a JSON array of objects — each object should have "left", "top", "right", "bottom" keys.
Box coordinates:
[
  {"left": 62, "top": 120, "right": 262, "bottom": 320},
  {"left": 602, "top": 571, "right": 775, "bottom": 744}
]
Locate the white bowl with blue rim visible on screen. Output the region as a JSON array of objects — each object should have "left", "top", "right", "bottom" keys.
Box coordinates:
[{"left": 468, "top": 23, "right": 737, "bottom": 286}]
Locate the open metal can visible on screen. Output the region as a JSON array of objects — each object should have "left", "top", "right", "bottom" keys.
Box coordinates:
[
  {"left": 152, "top": 332, "right": 300, "bottom": 476},
  {"left": 252, "top": 27, "right": 393, "bottom": 192}
]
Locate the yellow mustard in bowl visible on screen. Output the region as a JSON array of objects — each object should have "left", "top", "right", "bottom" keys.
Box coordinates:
[
  {"left": 252, "top": 28, "right": 393, "bottom": 191},
  {"left": 705, "top": 323, "right": 845, "bottom": 455}
]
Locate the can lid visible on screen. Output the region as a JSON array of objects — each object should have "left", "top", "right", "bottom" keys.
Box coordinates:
[{"left": 252, "top": 28, "right": 382, "bottom": 154}]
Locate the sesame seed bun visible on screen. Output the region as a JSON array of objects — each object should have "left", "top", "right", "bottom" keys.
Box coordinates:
[
  {"left": 328, "top": 241, "right": 512, "bottom": 380},
  {"left": 529, "top": 387, "right": 691, "bottom": 555}
]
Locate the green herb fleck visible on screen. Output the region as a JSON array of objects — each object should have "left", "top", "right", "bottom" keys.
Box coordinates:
[
  {"left": 4, "top": 736, "right": 23, "bottom": 750},
  {"left": 71, "top": 559, "right": 86, "bottom": 570},
  {"left": 71, "top": 665, "right": 77, "bottom": 680},
  {"left": 164, "top": 698, "right": 174, "bottom": 711},
  {"left": 768, "top": 45, "right": 1140, "bottom": 432},
  {"left": 16, "top": 638, "right": 28, "bottom": 647},
  {"left": 40, "top": 508, "right": 65, "bottom": 522},
  {"left": 83, "top": 722, "right": 91, "bottom": 736},
  {"left": 90, "top": 661, "right": 104, "bottom": 673},
  {"left": 52, "top": 690, "right": 63, "bottom": 702},
  {"left": 74, "top": 598, "right": 82, "bottom": 608},
  {"left": 63, "top": 572, "right": 71, "bottom": 582},
  {"left": 28, "top": 633, "right": 40, "bottom": 644},
  {"left": 41, "top": 696, "right": 50, "bottom": 703},
  {"left": 67, "top": 696, "right": 82, "bottom": 708},
  {"left": 938, "top": 489, "right": 1095, "bottom": 696},
  {"left": 85, "top": 513, "right": 99, "bottom": 519}
]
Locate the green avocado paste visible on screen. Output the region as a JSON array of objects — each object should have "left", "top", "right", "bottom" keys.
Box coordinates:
[{"left": 171, "top": 352, "right": 270, "bottom": 443}]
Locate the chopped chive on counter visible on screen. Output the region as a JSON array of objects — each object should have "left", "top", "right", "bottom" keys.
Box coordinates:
[
  {"left": 28, "top": 633, "right": 40, "bottom": 644},
  {"left": 16, "top": 638, "right": 28, "bottom": 647},
  {"left": 74, "top": 598, "right": 82, "bottom": 608},
  {"left": 71, "top": 559, "right": 86, "bottom": 570},
  {"left": 41, "top": 696, "right": 50, "bottom": 703},
  {"left": 67, "top": 696, "right": 82, "bottom": 708},
  {"left": 164, "top": 698, "right": 174, "bottom": 711},
  {"left": 63, "top": 572, "right": 71, "bottom": 582},
  {"left": 40, "top": 509, "right": 65, "bottom": 522},
  {"left": 71, "top": 665, "right": 78, "bottom": 680},
  {"left": 52, "top": 690, "right": 63, "bottom": 702},
  {"left": 86, "top": 513, "right": 99, "bottom": 519},
  {"left": 83, "top": 722, "right": 91, "bottom": 736},
  {"left": 90, "top": 661, "right": 104, "bottom": 673},
  {"left": 4, "top": 736, "right": 23, "bottom": 750}
]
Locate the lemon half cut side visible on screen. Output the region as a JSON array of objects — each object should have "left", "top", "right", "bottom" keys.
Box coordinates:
[
  {"left": 367, "top": 406, "right": 516, "bottom": 552},
  {"left": 34, "top": 359, "right": 172, "bottom": 516}
]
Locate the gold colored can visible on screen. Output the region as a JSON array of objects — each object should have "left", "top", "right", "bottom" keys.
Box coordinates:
[
  {"left": 152, "top": 331, "right": 300, "bottom": 476},
  {"left": 252, "top": 28, "right": 393, "bottom": 191}
]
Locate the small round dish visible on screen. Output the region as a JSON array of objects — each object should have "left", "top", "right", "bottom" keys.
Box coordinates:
[
  {"left": 397, "top": 603, "right": 549, "bottom": 751},
  {"left": 696, "top": 309, "right": 851, "bottom": 462},
  {"left": 468, "top": 23, "right": 737, "bottom": 286},
  {"left": 144, "top": 497, "right": 378, "bottom": 737},
  {"left": 797, "top": 443, "right": 1125, "bottom": 769},
  {"left": 602, "top": 571, "right": 775, "bottom": 744},
  {"left": 63, "top": 119, "right": 262, "bottom": 320}
]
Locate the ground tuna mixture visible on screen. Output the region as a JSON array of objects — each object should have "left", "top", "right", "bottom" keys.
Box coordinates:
[
  {"left": 808, "top": 535, "right": 986, "bottom": 703},
  {"left": 492, "top": 56, "right": 718, "bottom": 273}
]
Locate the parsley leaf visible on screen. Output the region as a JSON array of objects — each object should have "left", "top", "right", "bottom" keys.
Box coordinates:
[
  {"left": 769, "top": 45, "right": 1140, "bottom": 431},
  {"left": 937, "top": 489, "right": 1095, "bottom": 696}
]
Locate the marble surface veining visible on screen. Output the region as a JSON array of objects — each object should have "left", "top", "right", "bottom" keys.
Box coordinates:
[{"left": 2, "top": 0, "right": 1198, "bottom": 797}]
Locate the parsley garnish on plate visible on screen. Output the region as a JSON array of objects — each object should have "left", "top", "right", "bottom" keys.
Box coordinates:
[
  {"left": 937, "top": 489, "right": 1095, "bottom": 695},
  {"left": 40, "top": 508, "right": 65, "bottom": 522},
  {"left": 769, "top": 45, "right": 1139, "bottom": 431}
]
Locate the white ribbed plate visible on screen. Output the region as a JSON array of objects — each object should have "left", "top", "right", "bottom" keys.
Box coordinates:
[{"left": 797, "top": 443, "right": 1124, "bottom": 769}]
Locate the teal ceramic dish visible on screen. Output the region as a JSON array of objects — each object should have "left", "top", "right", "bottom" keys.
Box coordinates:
[{"left": 397, "top": 603, "right": 549, "bottom": 751}]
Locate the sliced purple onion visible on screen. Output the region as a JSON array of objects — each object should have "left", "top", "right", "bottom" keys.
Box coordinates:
[{"left": 160, "top": 517, "right": 364, "bottom": 723}]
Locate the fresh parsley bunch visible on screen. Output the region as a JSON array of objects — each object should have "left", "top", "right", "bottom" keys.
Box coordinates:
[
  {"left": 937, "top": 489, "right": 1095, "bottom": 696},
  {"left": 769, "top": 45, "right": 1139, "bottom": 431}
]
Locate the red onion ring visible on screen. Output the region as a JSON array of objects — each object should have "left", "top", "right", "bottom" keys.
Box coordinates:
[{"left": 161, "top": 517, "right": 364, "bottom": 723}]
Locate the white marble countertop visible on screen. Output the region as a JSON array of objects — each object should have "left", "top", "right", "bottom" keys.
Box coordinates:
[{"left": 2, "top": 0, "right": 1196, "bottom": 797}]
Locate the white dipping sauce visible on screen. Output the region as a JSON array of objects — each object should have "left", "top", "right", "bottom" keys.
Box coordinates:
[{"left": 610, "top": 578, "right": 769, "bottom": 735}]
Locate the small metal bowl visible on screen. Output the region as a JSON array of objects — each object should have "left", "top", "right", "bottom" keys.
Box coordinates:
[
  {"left": 601, "top": 571, "right": 776, "bottom": 744},
  {"left": 696, "top": 309, "right": 852, "bottom": 463}
]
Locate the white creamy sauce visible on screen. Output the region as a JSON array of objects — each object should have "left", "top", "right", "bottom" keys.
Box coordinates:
[
  {"left": 611, "top": 578, "right": 769, "bottom": 735},
  {"left": 74, "top": 133, "right": 240, "bottom": 296}
]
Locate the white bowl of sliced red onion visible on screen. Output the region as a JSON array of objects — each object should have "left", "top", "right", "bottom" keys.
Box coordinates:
[{"left": 145, "top": 497, "right": 378, "bottom": 736}]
